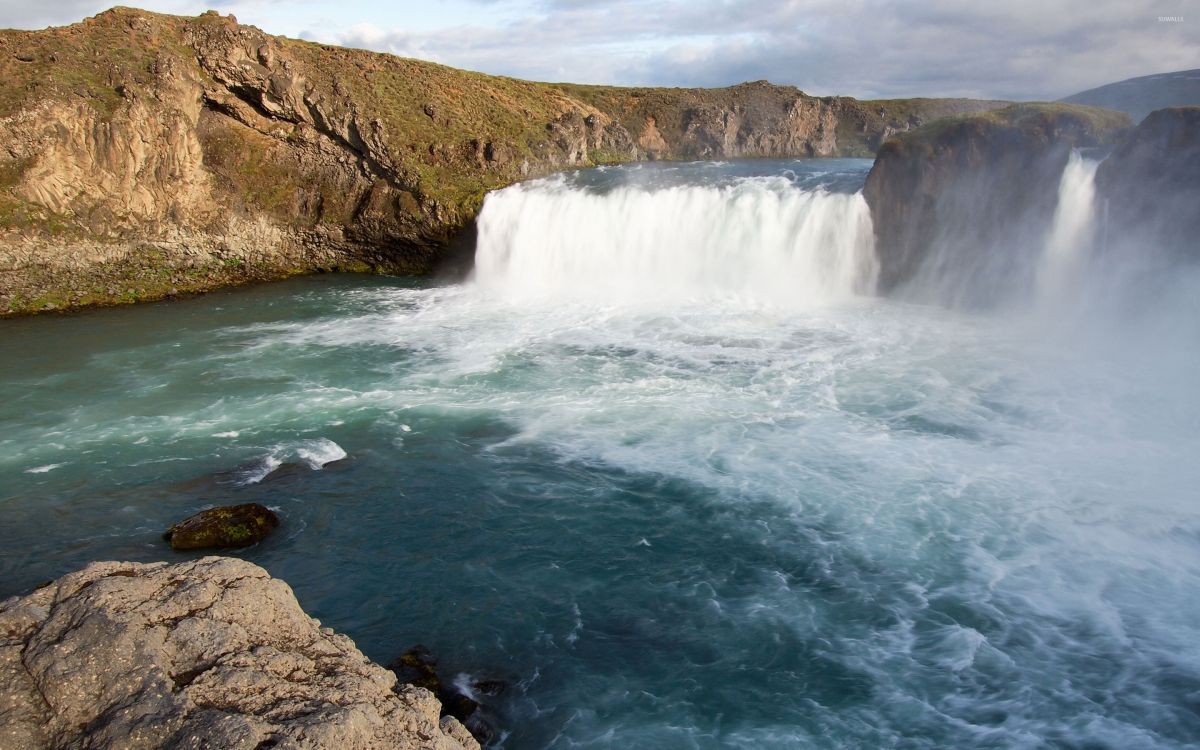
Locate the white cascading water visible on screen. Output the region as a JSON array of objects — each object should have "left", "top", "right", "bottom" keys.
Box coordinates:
[
  {"left": 472, "top": 176, "right": 879, "bottom": 307},
  {"left": 1036, "top": 151, "right": 1100, "bottom": 300}
]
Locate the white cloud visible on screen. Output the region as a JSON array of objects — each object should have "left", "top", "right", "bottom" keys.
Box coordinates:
[
  {"left": 331, "top": 0, "right": 1198, "bottom": 99},
  {"left": 0, "top": 0, "right": 110, "bottom": 29},
  {"left": 2, "top": 0, "right": 1196, "bottom": 99}
]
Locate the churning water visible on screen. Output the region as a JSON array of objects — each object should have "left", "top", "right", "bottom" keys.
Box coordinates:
[{"left": 2, "top": 159, "right": 1199, "bottom": 748}]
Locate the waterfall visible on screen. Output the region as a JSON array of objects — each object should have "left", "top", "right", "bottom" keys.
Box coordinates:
[
  {"left": 471, "top": 175, "right": 878, "bottom": 307},
  {"left": 1037, "top": 151, "right": 1100, "bottom": 300}
]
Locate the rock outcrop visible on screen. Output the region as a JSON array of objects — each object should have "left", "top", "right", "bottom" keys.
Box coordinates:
[
  {"left": 1095, "top": 106, "right": 1200, "bottom": 258},
  {"left": 863, "top": 103, "right": 1131, "bottom": 305},
  {"left": 0, "top": 7, "right": 1007, "bottom": 315},
  {"left": 0, "top": 557, "right": 479, "bottom": 750},
  {"left": 163, "top": 503, "right": 279, "bottom": 550}
]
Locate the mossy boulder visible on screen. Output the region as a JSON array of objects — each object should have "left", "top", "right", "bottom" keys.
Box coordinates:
[{"left": 163, "top": 503, "right": 279, "bottom": 550}]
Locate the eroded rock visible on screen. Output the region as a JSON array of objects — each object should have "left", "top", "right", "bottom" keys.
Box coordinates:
[{"left": 0, "top": 557, "right": 479, "bottom": 750}]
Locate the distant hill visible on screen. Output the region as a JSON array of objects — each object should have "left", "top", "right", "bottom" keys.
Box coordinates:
[{"left": 1061, "top": 69, "right": 1200, "bottom": 122}]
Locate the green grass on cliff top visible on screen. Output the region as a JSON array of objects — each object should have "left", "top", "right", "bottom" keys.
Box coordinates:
[
  {"left": 883, "top": 102, "right": 1132, "bottom": 151},
  {"left": 0, "top": 7, "right": 1086, "bottom": 218}
]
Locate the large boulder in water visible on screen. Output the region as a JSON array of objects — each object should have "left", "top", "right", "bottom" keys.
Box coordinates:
[
  {"left": 1094, "top": 106, "right": 1200, "bottom": 258},
  {"left": 164, "top": 502, "right": 279, "bottom": 550},
  {"left": 0, "top": 557, "right": 479, "bottom": 749},
  {"left": 863, "top": 103, "right": 1130, "bottom": 305}
]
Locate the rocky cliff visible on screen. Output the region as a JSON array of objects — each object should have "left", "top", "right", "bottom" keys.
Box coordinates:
[
  {"left": 0, "top": 556, "right": 479, "bottom": 750},
  {"left": 1094, "top": 106, "right": 1200, "bottom": 259},
  {"left": 0, "top": 7, "right": 1007, "bottom": 315},
  {"left": 863, "top": 103, "right": 1131, "bottom": 305},
  {"left": 557, "top": 83, "right": 1007, "bottom": 160}
]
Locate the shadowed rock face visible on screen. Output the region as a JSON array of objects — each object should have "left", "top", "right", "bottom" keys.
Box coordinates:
[
  {"left": 0, "top": 7, "right": 1007, "bottom": 315},
  {"left": 0, "top": 557, "right": 479, "bottom": 750},
  {"left": 863, "top": 104, "right": 1131, "bottom": 305},
  {"left": 1095, "top": 106, "right": 1200, "bottom": 259}
]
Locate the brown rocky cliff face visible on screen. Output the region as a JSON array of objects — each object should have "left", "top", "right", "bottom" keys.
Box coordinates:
[
  {"left": 565, "top": 81, "right": 847, "bottom": 160},
  {"left": 863, "top": 104, "right": 1131, "bottom": 305},
  {"left": 0, "top": 8, "right": 1005, "bottom": 315}
]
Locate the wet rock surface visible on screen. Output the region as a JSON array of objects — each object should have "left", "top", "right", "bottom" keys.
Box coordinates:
[
  {"left": 388, "top": 645, "right": 506, "bottom": 746},
  {"left": 163, "top": 502, "right": 279, "bottom": 550}
]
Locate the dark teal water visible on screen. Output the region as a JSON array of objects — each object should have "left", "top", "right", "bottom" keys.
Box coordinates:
[{"left": 3, "top": 160, "right": 1200, "bottom": 748}]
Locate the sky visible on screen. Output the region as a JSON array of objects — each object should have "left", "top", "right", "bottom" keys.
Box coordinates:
[{"left": 0, "top": 0, "right": 1195, "bottom": 100}]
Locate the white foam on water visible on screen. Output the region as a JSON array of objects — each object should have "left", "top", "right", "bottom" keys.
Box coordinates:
[
  {"left": 24, "top": 463, "right": 63, "bottom": 474},
  {"left": 295, "top": 438, "right": 348, "bottom": 469},
  {"left": 238, "top": 454, "right": 282, "bottom": 485},
  {"left": 238, "top": 438, "right": 348, "bottom": 485}
]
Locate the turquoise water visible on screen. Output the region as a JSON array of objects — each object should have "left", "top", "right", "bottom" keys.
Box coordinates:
[{"left": 2, "top": 160, "right": 1200, "bottom": 748}]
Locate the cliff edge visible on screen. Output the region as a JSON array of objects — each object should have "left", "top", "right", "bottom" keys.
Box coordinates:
[{"left": 0, "top": 7, "right": 1006, "bottom": 315}]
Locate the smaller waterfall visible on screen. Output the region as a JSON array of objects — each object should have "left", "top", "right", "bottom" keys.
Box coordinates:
[{"left": 1037, "top": 151, "right": 1100, "bottom": 300}]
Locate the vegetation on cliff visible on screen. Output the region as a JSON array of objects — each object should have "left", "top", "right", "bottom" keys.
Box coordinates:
[{"left": 0, "top": 7, "right": 1008, "bottom": 315}]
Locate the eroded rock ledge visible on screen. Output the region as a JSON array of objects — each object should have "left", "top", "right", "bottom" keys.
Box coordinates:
[{"left": 0, "top": 557, "right": 479, "bottom": 750}]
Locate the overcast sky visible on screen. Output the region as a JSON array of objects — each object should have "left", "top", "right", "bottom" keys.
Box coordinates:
[{"left": 1, "top": 1, "right": 1195, "bottom": 99}]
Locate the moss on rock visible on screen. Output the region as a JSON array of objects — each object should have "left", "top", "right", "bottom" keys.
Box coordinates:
[{"left": 163, "top": 502, "right": 279, "bottom": 550}]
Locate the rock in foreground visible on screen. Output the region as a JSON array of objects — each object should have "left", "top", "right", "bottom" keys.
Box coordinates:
[
  {"left": 0, "top": 557, "right": 479, "bottom": 750},
  {"left": 163, "top": 502, "right": 279, "bottom": 550}
]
